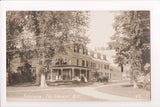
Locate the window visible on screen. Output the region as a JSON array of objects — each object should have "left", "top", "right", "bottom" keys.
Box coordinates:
[
  {"left": 77, "top": 59, "right": 79, "bottom": 66},
  {"left": 104, "top": 65, "right": 109, "bottom": 69},
  {"left": 86, "top": 61, "right": 89, "bottom": 67},
  {"left": 63, "top": 58, "right": 67, "bottom": 65},
  {"left": 55, "top": 58, "right": 67, "bottom": 66},
  {"left": 83, "top": 48, "right": 85, "bottom": 54},
  {"left": 77, "top": 46, "right": 79, "bottom": 53},
  {"left": 82, "top": 60, "right": 85, "bottom": 67},
  {"left": 93, "top": 63, "right": 96, "bottom": 68},
  {"left": 107, "top": 65, "right": 109, "bottom": 70},
  {"left": 74, "top": 45, "right": 80, "bottom": 53},
  {"left": 101, "top": 64, "right": 103, "bottom": 69},
  {"left": 86, "top": 49, "right": 88, "bottom": 55}
]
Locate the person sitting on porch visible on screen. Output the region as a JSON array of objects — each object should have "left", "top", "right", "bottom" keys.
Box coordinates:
[
  {"left": 56, "top": 76, "right": 59, "bottom": 80},
  {"left": 59, "top": 75, "right": 62, "bottom": 80}
]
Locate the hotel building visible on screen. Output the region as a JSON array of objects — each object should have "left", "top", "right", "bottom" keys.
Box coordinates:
[{"left": 42, "top": 42, "right": 113, "bottom": 82}]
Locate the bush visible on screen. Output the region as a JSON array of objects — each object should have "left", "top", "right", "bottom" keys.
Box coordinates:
[
  {"left": 8, "top": 62, "right": 34, "bottom": 85},
  {"left": 97, "top": 77, "right": 109, "bottom": 82}
]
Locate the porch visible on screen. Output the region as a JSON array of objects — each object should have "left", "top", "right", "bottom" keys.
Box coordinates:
[{"left": 45, "top": 66, "right": 92, "bottom": 82}]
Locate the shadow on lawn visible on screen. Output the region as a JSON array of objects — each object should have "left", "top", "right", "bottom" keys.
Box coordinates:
[
  {"left": 121, "top": 84, "right": 143, "bottom": 89},
  {"left": 9, "top": 81, "right": 95, "bottom": 87}
]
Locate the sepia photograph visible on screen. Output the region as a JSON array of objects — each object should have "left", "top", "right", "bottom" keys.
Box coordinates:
[{"left": 6, "top": 10, "right": 151, "bottom": 101}]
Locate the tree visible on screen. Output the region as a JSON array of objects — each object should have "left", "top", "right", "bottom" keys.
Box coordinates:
[
  {"left": 6, "top": 11, "right": 89, "bottom": 87},
  {"left": 108, "top": 11, "right": 150, "bottom": 88}
]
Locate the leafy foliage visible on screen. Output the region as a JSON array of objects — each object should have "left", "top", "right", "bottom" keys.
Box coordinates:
[
  {"left": 6, "top": 11, "right": 89, "bottom": 85},
  {"left": 108, "top": 11, "right": 150, "bottom": 75}
]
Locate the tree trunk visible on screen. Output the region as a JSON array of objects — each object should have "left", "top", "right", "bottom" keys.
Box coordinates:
[
  {"left": 35, "top": 64, "right": 40, "bottom": 85},
  {"left": 120, "top": 64, "right": 123, "bottom": 72},
  {"left": 7, "top": 57, "right": 10, "bottom": 86},
  {"left": 133, "top": 72, "right": 138, "bottom": 88},
  {"left": 133, "top": 78, "right": 138, "bottom": 88},
  {"left": 40, "top": 72, "right": 48, "bottom": 88},
  {"left": 130, "top": 69, "right": 138, "bottom": 88}
]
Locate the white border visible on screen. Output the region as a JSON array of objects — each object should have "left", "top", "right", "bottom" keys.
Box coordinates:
[{"left": 1, "top": 0, "right": 160, "bottom": 107}]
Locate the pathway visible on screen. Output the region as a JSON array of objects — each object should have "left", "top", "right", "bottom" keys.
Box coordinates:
[{"left": 73, "top": 82, "right": 145, "bottom": 101}]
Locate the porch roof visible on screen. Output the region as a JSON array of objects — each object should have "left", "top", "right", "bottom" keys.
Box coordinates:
[{"left": 50, "top": 66, "right": 92, "bottom": 71}]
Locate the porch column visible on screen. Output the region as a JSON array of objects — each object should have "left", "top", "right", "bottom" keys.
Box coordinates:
[
  {"left": 69, "top": 69, "right": 72, "bottom": 80},
  {"left": 85, "top": 69, "right": 87, "bottom": 80}
]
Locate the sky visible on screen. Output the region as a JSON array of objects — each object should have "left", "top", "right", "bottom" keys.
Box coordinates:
[{"left": 87, "top": 11, "right": 117, "bottom": 66}]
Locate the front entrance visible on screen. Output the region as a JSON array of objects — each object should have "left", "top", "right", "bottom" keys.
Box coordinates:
[{"left": 63, "top": 69, "right": 71, "bottom": 80}]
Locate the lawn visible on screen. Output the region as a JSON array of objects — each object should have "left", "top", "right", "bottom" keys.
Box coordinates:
[{"left": 96, "top": 84, "right": 150, "bottom": 100}]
